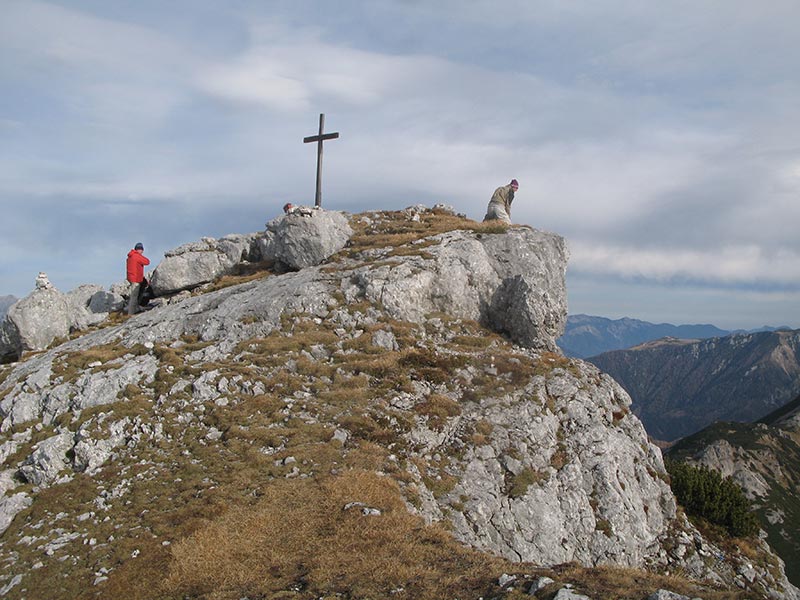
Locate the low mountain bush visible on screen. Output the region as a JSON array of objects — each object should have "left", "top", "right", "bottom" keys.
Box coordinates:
[{"left": 665, "top": 459, "right": 759, "bottom": 538}]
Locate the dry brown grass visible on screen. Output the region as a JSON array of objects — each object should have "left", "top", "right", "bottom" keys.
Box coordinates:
[
  {"left": 160, "top": 469, "right": 746, "bottom": 600},
  {"left": 468, "top": 418, "right": 495, "bottom": 446},
  {"left": 50, "top": 342, "right": 150, "bottom": 382},
  {"left": 450, "top": 334, "right": 498, "bottom": 349},
  {"left": 398, "top": 348, "right": 467, "bottom": 384},
  {"left": 415, "top": 394, "right": 462, "bottom": 430},
  {"left": 237, "top": 328, "right": 341, "bottom": 358},
  {"left": 336, "top": 413, "right": 402, "bottom": 445},
  {"left": 532, "top": 351, "right": 576, "bottom": 377},
  {"left": 195, "top": 263, "right": 273, "bottom": 294},
  {"left": 343, "top": 209, "right": 511, "bottom": 260},
  {"left": 552, "top": 564, "right": 748, "bottom": 600},
  {"left": 165, "top": 470, "right": 507, "bottom": 600}
]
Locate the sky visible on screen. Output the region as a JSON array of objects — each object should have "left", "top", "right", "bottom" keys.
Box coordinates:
[{"left": 1, "top": 0, "right": 799, "bottom": 330}]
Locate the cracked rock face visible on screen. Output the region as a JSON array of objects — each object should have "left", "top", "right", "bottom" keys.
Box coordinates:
[
  {"left": 411, "top": 361, "right": 676, "bottom": 567},
  {"left": 343, "top": 228, "right": 568, "bottom": 351}
]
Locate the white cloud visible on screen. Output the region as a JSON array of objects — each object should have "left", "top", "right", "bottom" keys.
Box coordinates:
[
  {"left": 570, "top": 241, "right": 800, "bottom": 286},
  {"left": 199, "top": 56, "right": 311, "bottom": 111},
  {"left": 195, "top": 35, "right": 447, "bottom": 111}
]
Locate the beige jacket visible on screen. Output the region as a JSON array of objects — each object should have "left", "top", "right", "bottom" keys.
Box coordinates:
[{"left": 488, "top": 184, "right": 515, "bottom": 216}]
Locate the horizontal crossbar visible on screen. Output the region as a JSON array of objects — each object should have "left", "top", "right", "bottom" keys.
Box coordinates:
[{"left": 304, "top": 132, "right": 340, "bottom": 143}]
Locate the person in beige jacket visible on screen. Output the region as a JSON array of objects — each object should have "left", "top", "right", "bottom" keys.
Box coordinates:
[{"left": 483, "top": 179, "right": 518, "bottom": 223}]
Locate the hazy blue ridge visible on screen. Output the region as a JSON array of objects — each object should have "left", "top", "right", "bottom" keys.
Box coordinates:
[
  {"left": 735, "top": 325, "right": 793, "bottom": 334},
  {"left": 557, "top": 314, "right": 730, "bottom": 358}
]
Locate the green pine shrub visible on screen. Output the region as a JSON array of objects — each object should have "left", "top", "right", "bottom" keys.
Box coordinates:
[{"left": 665, "top": 459, "right": 759, "bottom": 538}]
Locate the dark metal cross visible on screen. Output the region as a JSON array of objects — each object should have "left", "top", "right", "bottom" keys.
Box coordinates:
[{"left": 303, "top": 113, "right": 339, "bottom": 207}]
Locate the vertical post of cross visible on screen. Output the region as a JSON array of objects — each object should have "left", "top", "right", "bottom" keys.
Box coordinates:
[{"left": 303, "top": 113, "right": 340, "bottom": 208}]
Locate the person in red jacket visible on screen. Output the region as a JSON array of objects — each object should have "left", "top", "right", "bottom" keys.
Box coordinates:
[{"left": 126, "top": 242, "right": 150, "bottom": 315}]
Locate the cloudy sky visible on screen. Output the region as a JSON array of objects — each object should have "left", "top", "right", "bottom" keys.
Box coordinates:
[{"left": 1, "top": 0, "right": 799, "bottom": 330}]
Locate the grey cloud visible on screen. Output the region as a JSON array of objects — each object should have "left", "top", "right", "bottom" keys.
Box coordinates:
[{"left": 2, "top": 0, "right": 799, "bottom": 329}]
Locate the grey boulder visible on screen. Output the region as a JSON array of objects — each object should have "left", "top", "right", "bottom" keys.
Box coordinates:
[
  {"left": 482, "top": 230, "right": 569, "bottom": 347},
  {"left": 347, "top": 227, "right": 568, "bottom": 350},
  {"left": 150, "top": 234, "right": 260, "bottom": 296},
  {"left": 0, "top": 286, "right": 71, "bottom": 361},
  {"left": 67, "top": 284, "right": 108, "bottom": 330},
  {"left": 0, "top": 280, "right": 124, "bottom": 363},
  {"left": 89, "top": 289, "right": 126, "bottom": 314},
  {"left": 259, "top": 209, "right": 352, "bottom": 270},
  {"left": 18, "top": 432, "right": 74, "bottom": 487},
  {"left": 0, "top": 492, "right": 31, "bottom": 535},
  {"left": 553, "top": 590, "right": 591, "bottom": 600},
  {"left": 528, "top": 576, "right": 555, "bottom": 594}
]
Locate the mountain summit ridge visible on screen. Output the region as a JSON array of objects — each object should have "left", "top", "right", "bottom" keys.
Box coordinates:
[{"left": 0, "top": 206, "right": 796, "bottom": 599}]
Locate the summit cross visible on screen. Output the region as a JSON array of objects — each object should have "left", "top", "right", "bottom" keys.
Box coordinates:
[{"left": 303, "top": 113, "right": 340, "bottom": 208}]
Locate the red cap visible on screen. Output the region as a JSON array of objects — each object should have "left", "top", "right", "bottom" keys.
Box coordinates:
[{"left": 510, "top": 179, "right": 519, "bottom": 188}]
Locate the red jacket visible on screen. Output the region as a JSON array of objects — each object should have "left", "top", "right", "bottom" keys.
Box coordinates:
[{"left": 126, "top": 250, "right": 150, "bottom": 283}]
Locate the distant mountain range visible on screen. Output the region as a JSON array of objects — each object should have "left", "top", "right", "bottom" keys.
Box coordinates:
[
  {"left": 588, "top": 330, "right": 800, "bottom": 442},
  {"left": 565, "top": 315, "right": 800, "bottom": 583},
  {"left": 557, "top": 314, "right": 788, "bottom": 358},
  {"left": 0, "top": 295, "right": 17, "bottom": 318},
  {"left": 668, "top": 395, "right": 800, "bottom": 586}
]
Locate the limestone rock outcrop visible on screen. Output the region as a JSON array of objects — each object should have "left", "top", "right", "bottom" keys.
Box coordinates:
[
  {"left": 0, "top": 283, "right": 70, "bottom": 362},
  {"left": 0, "top": 493, "right": 31, "bottom": 535},
  {"left": 18, "top": 431, "right": 74, "bottom": 487},
  {"left": 67, "top": 284, "right": 109, "bottom": 331},
  {"left": 150, "top": 211, "right": 352, "bottom": 296},
  {"left": 149, "top": 234, "right": 261, "bottom": 296},
  {"left": 0, "top": 276, "right": 119, "bottom": 363},
  {"left": 1, "top": 352, "right": 159, "bottom": 430},
  {"left": 258, "top": 208, "right": 352, "bottom": 270},
  {"left": 344, "top": 227, "right": 567, "bottom": 350},
  {"left": 416, "top": 362, "right": 675, "bottom": 567}
]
